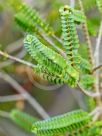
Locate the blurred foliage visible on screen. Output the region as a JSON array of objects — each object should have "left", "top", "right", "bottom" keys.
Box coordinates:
[{"left": 0, "top": 0, "right": 22, "bottom": 12}]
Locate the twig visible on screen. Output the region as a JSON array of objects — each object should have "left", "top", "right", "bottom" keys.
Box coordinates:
[
  {"left": 41, "top": 34, "right": 67, "bottom": 59},
  {"left": 94, "top": 20, "right": 102, "bottom": 67},
  {"left": 52, "top": 34, "right": 63, "bottom": 46},
  {"left": 0, "top": 49, "right": 26, "bottom": 68},
  {"left": 0, "top": 94, "right": 25, "bottom": 102},
  {"left": 77, "top": 0, "right": 94, "bottom": 66},
  {"left": 0, "top": 50, "right": 36, "bottom": 69},
  {"left": 0, "top": 71, "right": 49, "bottom": 119},
  {"left": 77, "top": 0, "right": 102, "bottom": 110},
  {"left": 94, "top": 21, "right": 102, "bottom": 108},
  {"left": 93, "top": 64, "right": 102, "bottom": 73},
  {"left": 90, "top": 107, "right": 100, "bottom": 116},
  {"left": 94, "top": 21, "right": 102, "bottom": 86}
]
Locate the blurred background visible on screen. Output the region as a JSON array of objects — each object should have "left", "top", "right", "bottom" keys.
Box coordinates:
[{"left": 0, "top": 0, "right": 102, "bottom": 136}]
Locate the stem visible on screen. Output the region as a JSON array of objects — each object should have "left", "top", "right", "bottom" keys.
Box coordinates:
[
  {"left": 93, "top": 64, "right": 102, "bottom": 73},
  {"left": 94, "top": 21, "right": 102, "bottom": 112},
  {"left": 0, "top": 50, "right": 36, "bottom": 69},
  {"left": 77, "top": 0, "right": 102, "bottom": 115},
  {"left": 0, "top": 49, "right": 26, "bottom": 68},
  {"left": 90, "top": 107, "right": 100, "bottom": 116},
  {"left": 94, "top": 21, "right": 102, "bottom": 94},
  {"left": 77, "top": 0, "right": 94, "bottom": 66},
  {"left": 0, "top": 94, "right": 25, "bottom": 102},
  {"left": 41, "top": 34, "right": 67, "bottom": 59},
  {"left": 52, "top": 34, "right": 63, "bottom": 46}
]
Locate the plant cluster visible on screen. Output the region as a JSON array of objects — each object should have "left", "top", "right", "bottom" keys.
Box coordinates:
[{"left": 0, "top": 0, "right": 102, "bottom": 135}]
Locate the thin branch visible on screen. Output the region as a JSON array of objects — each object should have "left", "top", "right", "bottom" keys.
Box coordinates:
[
  {"left": 93, "top": 64, "right": 102, "bottom": 73},
  {"left": 77, "top": 0, "right": 94, "bottom": 66},
  {"left": 94, "top": 20, "right": 102, "bottom": 67},
  {"left": 90, "top": 107, "right": 100, "bottom": 116},
  {"left": 0, "top": 50, "right": 36, "bottom": 69},
  {"left": 52, "top": 34, "right": 63, "bottom": 46},
  {"left": 0, "top": 94, "right": 25, "bottom": 102},
  {"left": 92, "top": 112, "right": 100, "bottom": 122},
  {"left": 0, "top": 71, "right": 49, "bottom": 119},
  {"left": 94, "top": 21, "right": 102, "bottom": 87},
  {"left": 77, "top": 0, "right": 102, "bottom": 109},
  {"left": 0, "top": 49, "right": 26, "bottom": 68},
  {"left": 41, "top": 34, "right": 67, "bottom": 59}
]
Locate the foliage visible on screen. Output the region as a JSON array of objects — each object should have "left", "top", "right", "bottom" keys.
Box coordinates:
[
  {"left": 32, "top": 109, "right": 92, "bottom": 136},
  {"left": 0, "top": 0, "right": 102, "bottom": 135},
  {"left": 10, "top": 109, "right": 38, "bottom": 132}
]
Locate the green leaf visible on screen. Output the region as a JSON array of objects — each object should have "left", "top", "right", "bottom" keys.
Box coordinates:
[
  {"left": 10, "top": 109, "right": 38, "bottom": 132},
  {"left": 16, "top": 3, "right": 54, "bottom": 35},
  {"left": 32, "top": 109, "right": 92, "bottom": 136},
  {"left": 80, "top": 75, "right": 95, "bottom": 90},
  {"left": 24, "top": 34, "right": 79, "bottom": 87}
]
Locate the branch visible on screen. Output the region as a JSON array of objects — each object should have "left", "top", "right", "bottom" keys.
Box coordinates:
[
  {"left": 77, "top": 0, "right": 102, "bottom": 109},
  {"left": 0, "top": 94, "right": 25, "bottom": 102},
  {"left": 90, "top": 107, "right": 100, "bottom": 116},
  {"left": 0, "top": 49, "right": 26, "bottom": 68},
  {"left": 0, "top": 50, "right": 36, "bottom": 69},
  {"left": 94, "top": 21, "right": 102, "bottom": 106},
  {"left": 93, "top": 64, "right": 102, "bottom": 72},
  {"left": 77, "top": 0, "right": 94, "bottom": 66},
  {"left": 94, "top": 20, "right": 102, "bottom": 69},
  {"left": 0, "top": 71, "right": 49, "bottom": 119},
  {"left": 41, "top": 34, "right": 67, "bottom": 59}
]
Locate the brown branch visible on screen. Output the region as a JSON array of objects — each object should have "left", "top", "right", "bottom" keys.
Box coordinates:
[
  {"left": 0, "top": 50, "right": 36, "bottom": 68},
  {"left": 93, "top": 64, "right": 102, "bottom": 73},
  {"left": 77, "top": 0, "right": 94, "bottom": 66}
]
